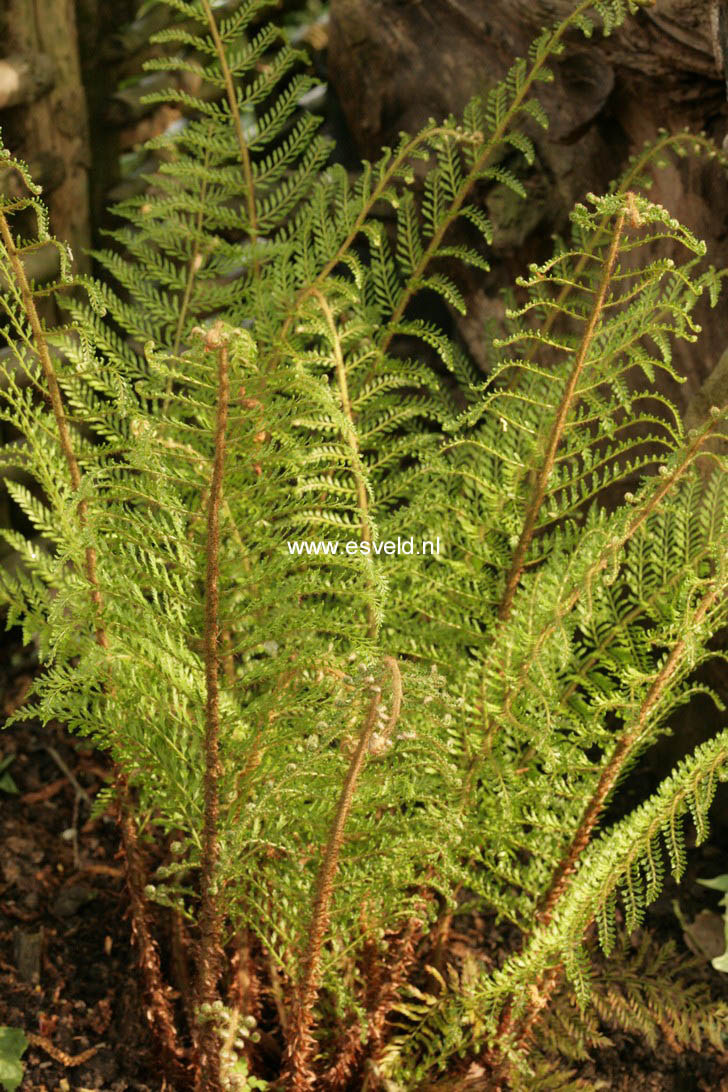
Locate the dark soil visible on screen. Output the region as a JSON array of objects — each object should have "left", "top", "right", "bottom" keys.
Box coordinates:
[
  {"left": 1, "top": 628, "right": 728, "bottom": 1091},
  {"left": 0, "top": 636, "right": 159, "bottom": 1091}
]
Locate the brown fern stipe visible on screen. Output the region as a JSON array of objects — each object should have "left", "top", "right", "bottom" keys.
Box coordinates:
[
  {"left": 487, "top": 965, "right": 564, "bottom": 1089},
  {"left": 498, "top": 204, "right": 628, "bottom": 622},
  {"left": 117, "top": 782, "right": 189, "bottom": 1081},
  {"left": 321, "top": 909, "right": 426, "bottom": 1090},
  {"left": 194, "top": 321, "right": 231, "bottom": 1092},
  {"left": 537, "top": 581, "right": 723, "bottom": 927},
  {"left": 284, "top": 656, "right": 403, "bottom": 1091},
  {"left": 0, "top": 209, "right": 187, "bottom": 1079}
]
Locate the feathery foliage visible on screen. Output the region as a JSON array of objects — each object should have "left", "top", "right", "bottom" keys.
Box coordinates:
[{"left": 1, "top": 0, "right": 728, "bottom": 1088}]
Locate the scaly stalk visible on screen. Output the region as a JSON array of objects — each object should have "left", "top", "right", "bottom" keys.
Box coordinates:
[
  {"left": 0, "top": 210, "right": 187, "bottom": 1077},
  {"left": 498, "top": 205, "right": 628, "bottom": 621},
  {"left": 284, "top": 656, "right": 402, "bottom": 1091},
  {"left": 195, "top": 320, "right": 232, "bottom": 1092},
  {"left": 321, "top": 908, "right": 426, "bottom": 1091}
]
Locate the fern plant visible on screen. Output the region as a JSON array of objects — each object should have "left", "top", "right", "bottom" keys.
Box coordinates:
[{"left": 1, "top": 0, "right": 728, "bottom": 1089}]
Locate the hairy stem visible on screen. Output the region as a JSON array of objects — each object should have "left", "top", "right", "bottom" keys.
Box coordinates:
[
  {"left": 537, "top": 581, "right": 723, "bottom": 926},
  {"left": 119, "top": 795, "right": 189, "bottom": 1080},
  {"left": 498, "top": 206, "right": 628, "bottom": 622},
  {"left": 285, "top": 656, "right": 402, "bottom": 1091},
  {"left": 322, "top": 908, "right": 425, "bottom": 1091},
  {"left": 201, "top": 0, "right": 258, "bottom": 244},
  {"left": 195, "top": 321, "right": 231, "bottom": 1092},
  {"left": 488, "top": 965, "right": 562, "bottom": 1089},
  {"left": 0, "top": 210, "right": 186, "bottom": 1075}
]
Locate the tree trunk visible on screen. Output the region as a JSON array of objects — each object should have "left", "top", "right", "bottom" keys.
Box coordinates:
[
  {"left": 75, "top": 0, "right": 144, "bottom": 239},
  {"left": 0, "top": 54, "right": 55, "bottom": 109},
  {"left": 1, "top": 0, "right": 92, "bottom": 272}
]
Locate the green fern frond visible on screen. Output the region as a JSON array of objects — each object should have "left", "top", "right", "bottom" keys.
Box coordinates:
[{"left": 1, "top": 0, "right": 727, "bottom": 1087}]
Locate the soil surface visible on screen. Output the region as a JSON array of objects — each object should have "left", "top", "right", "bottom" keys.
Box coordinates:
[
  {"left": 0, "top": 633, "right": 159, "bottom": 1091},
  {"left": 1, "top": 627, "right": 728, "bottom": 1091}
]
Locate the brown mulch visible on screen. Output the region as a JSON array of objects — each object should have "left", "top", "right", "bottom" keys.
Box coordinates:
[{"left": 0, "top": 636, "right": 161, "bottom": 1091}]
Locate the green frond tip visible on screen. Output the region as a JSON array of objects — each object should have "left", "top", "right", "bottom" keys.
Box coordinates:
[
  {"left": 562, "top": 730, "right": 728, "bottom": 958},
  {"left": 0, "top": 145, "right": 42, "bottom": 197}
]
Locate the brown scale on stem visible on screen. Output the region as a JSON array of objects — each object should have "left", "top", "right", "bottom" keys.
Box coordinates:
[
  {"left": 283, "top": 656, "right": 403, "bottom": 1091},
  {"left": 321, "top": 905, "right": 427, "bottom": 1091},
  {"left": 482, "top": 579, "right": 725, "bottom": 1088},
  {"left": 0, "top": 210, "right": 188, "bottom": 1080},
  {"left": 194, "top": 320, "right": 233, "bottom": 1092},
  {"left": 498, "top": 204, "right": 628, "bottom": 623}
]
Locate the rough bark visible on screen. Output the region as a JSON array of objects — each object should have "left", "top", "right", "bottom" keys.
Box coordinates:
[
  {"left": 0, "top": 54, "right": 55, "bottom": 109},
  {"left": 1, "top": 0, "right": 92, "bottom": 272}
]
